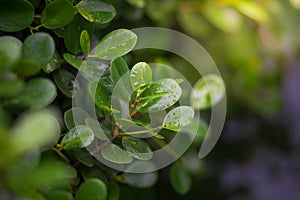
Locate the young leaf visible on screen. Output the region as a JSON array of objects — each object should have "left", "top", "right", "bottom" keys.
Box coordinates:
[
  {"left": 101, "top": 143, "right": 133, "bottom": 164},
  {"left": 191, "top": 74, "right": 225, "bottom": 110},
  {"left": 130, "top": 62, "right": 152, "bottom": 91},
  {"left": 110, "top": 57, "right": 129, "bottom": 85},
  {"left": 89, "top": 81, "right": 111, "bottom": 111},
  {"left": 170, "top": 162, "right": 192, "bottom": 195},
  {"left": 75, "top": 178, "right": 107, "bottom": 200},
  {"left": 61, "top": 125, "right": 94, "bottom": 150},
  {"left": 78, "top": 0, "right": 116, "bottom": 24},
  {"left": 85, "top": 117, "right": 112, "bottom": 140},
  {"left": 64, "top": 107, "right": 90, "bottom": 130},
  {"left": 22, "top": 32, "right": 55, "bottom": 68},
  {"left": 122, "top": 136, "right": 153, "bottom": 160},
  {"left": 80, "top": 30, "right": 90, "bottom": 56},
  {"left": 6, "top": 78, "right": 57, "bottom": 109},
  {"left": 0, "top": 0, "right": 34, "bottom": 32},
  {"left": 54, "top": 69, "right": 79, "bottom": 98},
  {"left": 41, "top": 0, "right": 75, "bottom": 29},
  {"left": 137, "top": 78, "right": 182, "bottom": 113},
  {"left": 123, "top": 161, "right": 158, "bottom": 188},
  {"left": 95, "top": 29, "right": 137, "bottom": 60},
  {"left": 163, "top": 106, "right": 194, "bottom": 131},
  {"left": 63, "top": 53, "right": 83, "bottom": 69}
]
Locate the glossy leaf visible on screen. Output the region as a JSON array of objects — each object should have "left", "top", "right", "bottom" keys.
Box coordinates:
[
  {"left": 190, "top": 74, "right": 225, "bottom": 110},
  {"left": 110, "top": 57, "right": 129, "bottom": 85},
  {"left": 78, "top": 0, "right": 116, "bottom": 24},
  {"left": 0, "top": 36, "right": 22, "bottom": 73},
  {"left": 137, "top": 78, "right": 182, "bottom": 113},
  {"left": 78, "top": 58, "right": 108, "bottom": 81},
  {"left": 80, "top": 30, "right": 90, "bottom": 56},
  {"left": 85, "top": 117, "right": 112, "bottom": 140},
  {"left": 123, "top": 161, "right": 158, "bottom": 188},
  {"left": 0, "top": 0, "right": 34, "bottom": 32},
  {"left": 6, "top": 78, "right": 57, "bottom": 109},
  {"left": 122, "top": 136, "right": 153, "bottom": 160},
  {"left": 170, "top": 162, "right": 192, "bottom": 195},
  {"left": 89, "top": 81, "right": 111, "bottom": 111},
  {"left": 22, "top": 32, "right": 55, "bottom": 68},
  {"left": 61, "top": 125, "right": 94, "bottom": 150},
  {"left": 64, "top": 107, "right": 90, "bottom": 130},
  {"left": 54, "top": 69, "right": 79, "bottom": 98},
  {"left": 95, "top": 29, "right": 137, "bottom": 60},
  {"left": 163, "top": 106, "right": 194, "bottom": 131},
  {"left": 101, "top": 143, "right": 133, "bottom": 164},
  {"left": 63, "top": 53, "right": 83, "bottom": 69},
  {"left": 41, "top": 0, "right": 74, "bottom": 29},
  {"left": 75, "top": 178, "right": 107, "bottom": 200},
  {"left": 130, "top": 62, "right": 152, "bottom": 91},
  {"left": 42, "top": 51, "right": 60, "bottom": 73}
]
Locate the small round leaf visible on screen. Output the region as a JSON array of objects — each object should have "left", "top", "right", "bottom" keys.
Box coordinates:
[
  {"left": 64, "top": 107, "right": 90, "bottom": 130},
  {"left": 110, "top": 57, "right": 129, "bottom": 86},
  {"left": 122, "top": 136, "right": 153, "bottom": 160},
  {"left": 101, "top": 143, "right": 133, "bottom": 164},
  {"left": 163, "top": 106, "right": 194, "bottom": 131},
  {"left": 54, "top": 69, "right": 79, "bottom": 98},
  {"left": 41, "top": 0, "right": 75, "bottom": 29},
  {"left": 0, "top": 36, "right": 22, "bottom": 73},
  {"left": 75, "top": 178, "right": 107, "bottom": 200},
  {"left": 95, "top": 29, "right": 137, "bottom": 60},
  {"left": 130, "top": 62, "right": 152, "bottom": 91},
  {"left": 61, "top": 125, "right": 94, "bottom": 150},
  {"left": 0, "top": 0, "right": 34, "bottom": 32},
  {"left": 80, "top": 30, "right": 91, "bottom": 56}
]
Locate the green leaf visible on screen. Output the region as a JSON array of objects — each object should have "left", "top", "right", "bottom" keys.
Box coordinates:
[
  {"left": 63, "top": 53, "right": 83, "bottom": 69},
  {"left": 61, "top": 125, "right": 94, "bottom": 150},
  {"left": 64, "top": 107, "right": 90, "bottom": 130},
  {"left": 170, "top": 162, "right": 192, "bottom": 195},
  {"left": 130, "top": 62, "right": 152, "bottom": 91},
  {"left": 77, "top": 7, "right": 95, "bottom": 22},
  {"left": 5, "top": 78, "right": 57, "bottom": 109},
  {"left": 74, "top": 149, "right": 94, "bottom": 167},
  {"left": 64, "top": 14, "right": 93, "bottom": 54},
  {"left": 89, "top": 81, "right": 111, "bottom": 111},
  {"left": 95, "top": 29, "right": 137, "bottom": 60},
  {"left": 122, "top": 136, "right": 153, "bottom": 160},
  {"left": 48, "top": 191, "right": 73, "bottom": 200},
  {"left": 42, "top": 51, "right": 61, "bottom": 73},
  {"left": 79, "top": 58, "right": 109, "bottom": 81},
  {"left": 123, "top": 161, "right": 158, "bottom": 188},
  {"left": 126, "top": 0, "right": 146, "bottom": 8},
  {"left": 22, "top": 32, "right": 55, "bottom": 68},
  {"left": 137, "top": 78, "right": 182, "bottom": 113},
  {"left": 85, "top": 117, "right": 112, "bottom": 140},
  {"left": 101, "top": 143, "right": 133, "bottom": 164},
  {"left": 13, "top": 59, "right": 40, "bottom": 76},
  {"left": 107, "top": 181, "right": 120, "bottom": 200},
  {"left": 11, "top": 110, "right": 60, "bottom": 154},
  {"left": 0, "top": 36, "right": 22, "bottom": 73},
  {"left": 0, "top": 0, "right": 34, "bottom": 32},
  {"left": 110, "top": 57, "right": 129, "bottom": 85},
  {"left": 75, "top": 178, "right": 107, "bottom": 200},
  {"left": 79, "top": 166, "right": 107, "bottom": 182},
  {"left": 41, "top": 0, "right": 74, "bottom": 29},
  {"left": 80, "top": 30, "right": 91, "bottom": 56},
  {"left": 190, "top": 74, "right": 225, "bottom": 110},
  {"left": 0, "top": 79, "right": 24, "bottom": 98},
  {"left": 78, "top": 0, "right": 116, "bottom": 24},
  {"left": 54, "top": 69, "right": 79, "bottom": 98},
  {"left": 163, "top": 106, "right": 194, "bottom": 131}
]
